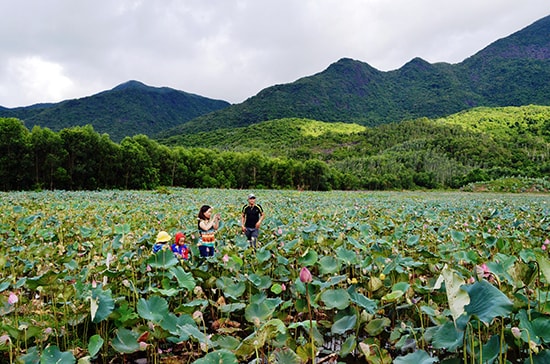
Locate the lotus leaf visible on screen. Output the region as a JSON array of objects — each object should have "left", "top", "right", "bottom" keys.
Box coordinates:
[
  {"left": 159, "top": 312, "right": 196, "bottom": 336},
  {"left": 170, "top": 266, "right": 196, "bottom": 290},
  {"left": 381, "top": 290, "right": 404, "bottom": 303},
  {"left": 321, "top": 289, "right": 350, "bottom": 310},
  {"left": 340, "top": 334, "right": 357, "bottom": 357},
  {"left": 87, "top": 334, "right": 104, "bottom": 358},
  {"left": 270, "top": 283, "right": 283, "bottom": 294},
  {"left": 367, "top": 276, "right": 383, "bottom": 292},
  {"left": 318, "top": 256, "right": 340, "bottom": 274},
  {"left": 234, "top": 320, "right": 286, "bottom": 357},
  {"left": 393, "top": 350, "right": 437, "bottom": 364},
  {"left": 270, "top": 347, "right": 301, "bottom": 364},
  {"left": 435, "top": 265, "right": 469, "bottom": 323},
  {"left": 114, "top": 223, "right": 131, "bottom": 235},
  {"left": 431, "top": 320, "right": 464, "bottom": 351},
  {"left": 347, "top": 236, "right": 364, "bottom": 250},
  {"left": 41, "top": 345, "right": 76, "bottom": 364},
  {"left": 364, "top": 317, "right": 390, "bottom": 336},
  {"left": 463, "top": 280, "right": 513, "bottom": 324},
  {"left": 348, "top": 286, "right": 377, "bottom": 313},
  {"left": 169, "top": 323, "right": 210, "bottom": 344},
  {"left": 332, "top": 314, "right": 357, "bottom": 334},
  {"left": 90, "top": 287, "right": 115, "bottom": 323},
  {"left": 517, "top": 309, "right": 550, "bottom": 344},
  {"left": 536, "top": 253, "right": 550, "bottom": 284},
  {"left": 0, "top": 280, "right": 10, "bottom": 292},
  {"left": 302, "top": 224, "right": 318, "bottom": 233},
  {"left": 299, "top": 249, "right": 319, "bottom": 266},
  {"left": 214, "top": 335, "right": 241, "bottom": 350},
  {"left": 218, "top": 302, "right": 246, "bottom": 313},
  {"left": 531, "top": 350, "right": 550, "bottom": 363},
  {"left": 406, "top": 235, "right": 420, "bottom": 246},
  {"left": 147, "top": 249, "right": 178, "bottom": 268},
  {"left": 216, "top": 277, "right": 246, "bottom": 299},
  {"left": 247, "top": 273, "right": 266, "bottom": 288},
  {"left": 245, "top": 301, "right": 275, "bottom": 325},
  {"left": 26, "top": 271, "right": 58, "bottom": 290},
  {"left": 335, "top": 246, "right": 357, "bottom": 264},
  {"left": 18, "top": 346, "right": 40, "bottom": 364},
  {"left": 255, "top": 248, "right": 272, "bottom": 262},
  {"left": 470, "top": 334, "right": 502, "bottom": 364},
  {"left": 137, "top": 295, "right": 169, "bottom": 322},
  {"left": 450, "top": 230, "right": 465, "bottom": 243},
  {"left": 111, "top": 328, "right": 140, "bottom": 354}
]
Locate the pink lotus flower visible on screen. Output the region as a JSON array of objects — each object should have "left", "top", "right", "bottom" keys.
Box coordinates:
[
  {"left": 222, "top": 254, "right": 229, "bottom": 263},
  {"left": 8, "top": 292, "right": 18, "bottom": 305},
  {"left": 281, "top": 283, "right": 286, "bottom": 291},
  {"left": 300, "top": 267, "right": 312, "bottom": 283},
  {"left": 476, "top": 263, "right": 494, "bottom": 282}
]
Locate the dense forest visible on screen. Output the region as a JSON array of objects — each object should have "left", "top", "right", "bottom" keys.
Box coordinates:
[{"left": 1, "top": 105, "right": 549, "bottom": 192}]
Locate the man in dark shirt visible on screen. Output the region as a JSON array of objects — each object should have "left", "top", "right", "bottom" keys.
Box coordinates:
[{"left": 241, "top": 193, "right": 265, "bottom": 249}]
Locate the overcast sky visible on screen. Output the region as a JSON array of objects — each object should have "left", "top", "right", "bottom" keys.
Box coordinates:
[{"left": 0, "top": 1, "right": 548, "bottom": 108}]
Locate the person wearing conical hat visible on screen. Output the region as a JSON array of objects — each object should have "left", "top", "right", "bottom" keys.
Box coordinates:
[{"left": 153, "top": 231, "right": 171, "bottom": 253}]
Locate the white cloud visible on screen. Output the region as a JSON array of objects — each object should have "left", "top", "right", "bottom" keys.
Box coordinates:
[
  {"left": 0, "top": 0, "right": 548, "bottom": 107},
  {"left": 4, "top": 56, "right": 74, "bottom": 105}
]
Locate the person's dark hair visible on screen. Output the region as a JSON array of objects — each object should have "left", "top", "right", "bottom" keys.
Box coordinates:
[{"left": 198, "top": 205, "right": 211, "bottom": 220}]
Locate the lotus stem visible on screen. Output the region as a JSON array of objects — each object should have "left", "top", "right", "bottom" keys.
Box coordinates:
[{"left": 306, "top": 283, "right": 314, "bottom": 363}]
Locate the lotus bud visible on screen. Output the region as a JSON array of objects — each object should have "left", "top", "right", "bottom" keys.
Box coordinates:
[
  {"left": 0, "top": 335, "right": 11, "bottom": 346},
  {"left": 193, "top": 310, "right": 203, "bottom": 322},
  {"left": 7, "top": 292, "right": 18, "bottom": 305},
  {"left": 511, "top": 327, "right": 521, "bottom": 339},
  {"left": 300, "top": 267, "right": 312, "bottom": 283}
]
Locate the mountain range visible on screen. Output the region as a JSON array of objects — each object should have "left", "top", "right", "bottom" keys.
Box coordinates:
[
  {"left": 2, "top": 14, "right": 550, "bottom": 142},
  {"left": 0, "top": 81, "right": 230, "bottom": 142}
]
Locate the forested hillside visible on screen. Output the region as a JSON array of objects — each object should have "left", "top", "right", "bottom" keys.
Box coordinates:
[
  {"left": 0, "top": 81, "right": 230, "bottom": 142},
  {"left": 1, "top": 105, "right": 548, "bottom": 191},
  {"left": 161, "top": 15, "right": 550, "bottom": 136}
]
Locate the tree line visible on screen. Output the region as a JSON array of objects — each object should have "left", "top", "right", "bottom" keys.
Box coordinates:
[
  {"left": 2, "top": 114, "right": 548, "bottom": 192},
  {"left": 0, "top": 118, "right": 343, "bottom": 191}
]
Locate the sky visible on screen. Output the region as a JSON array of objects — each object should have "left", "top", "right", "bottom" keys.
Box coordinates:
[{"left": 0, "top": 1, "right": 548, "bottom": 108}]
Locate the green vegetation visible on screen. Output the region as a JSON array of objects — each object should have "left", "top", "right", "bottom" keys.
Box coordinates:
[
  {"left": 462, "top": 177, "right": 550, "bottom": 193},
  {"left": 1, "top": 104, "right": 549, "bottom": 192},
  {"left": 0, "top": 81, "right": 229, "bottom": 142},
  {"left": 1, "top": 189, "right": 549, "bottom": 363}
]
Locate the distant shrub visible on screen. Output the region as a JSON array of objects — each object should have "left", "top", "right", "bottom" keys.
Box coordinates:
[
  {"left": 461, "top": 177, "right": 550, "bottom": 193},
  {"left": 155, "top": 186, "right": 172, "bottom": 195}
]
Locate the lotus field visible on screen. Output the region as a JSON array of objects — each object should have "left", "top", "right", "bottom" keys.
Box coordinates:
[{"left": 1, "top": 189, "right": 550, "bottom": 364}]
